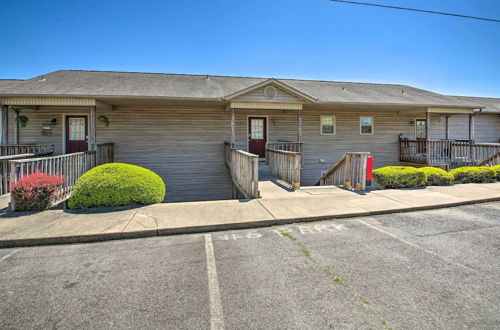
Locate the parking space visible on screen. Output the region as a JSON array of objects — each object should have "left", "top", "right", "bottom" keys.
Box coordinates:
[{"left": 0, "top": 202, "right": 498, "bottom": 329}]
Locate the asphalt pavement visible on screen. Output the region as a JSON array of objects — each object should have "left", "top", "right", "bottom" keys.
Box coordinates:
[{"left": 1, "top": 202, "right": 499, "bottom": 329}]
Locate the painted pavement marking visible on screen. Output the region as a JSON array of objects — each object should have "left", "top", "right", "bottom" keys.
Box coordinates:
[
  {"left": 216, "top": 223, "right": 347, "bottom": 241},
  {"left": 356, "top": 219, "right": 477, "bottom": 273},
  {"left": 204, "top": 234, "right": 225, "bottom": 330},
  {"left": 0, "top": 250, "right": 18, "bottom": 263}
]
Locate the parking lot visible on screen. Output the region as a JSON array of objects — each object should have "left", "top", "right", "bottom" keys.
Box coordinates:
[{"left": 1, "top": 202, "right": 499, "bottom": 329}]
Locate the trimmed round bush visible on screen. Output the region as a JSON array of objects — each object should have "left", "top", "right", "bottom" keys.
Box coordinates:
[
  {"left": 491, "top": 165, "right": 500, "bottom": 180},
  {"left": 449, "top": 166, "right": 496, "bottom": 184},
  {"left": 419, "top": 167, "right": 454, "bottom": 186},
  {"left": 373, "top": 166, "right": 426, "bottom": 189},
  {"left": 68, "top": 163, "right": 166, "bottom": 209}
]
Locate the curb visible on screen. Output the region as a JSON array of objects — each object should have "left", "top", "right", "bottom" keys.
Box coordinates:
[{"left": 1, "top": 196, "right": 499, "bottom": 249}]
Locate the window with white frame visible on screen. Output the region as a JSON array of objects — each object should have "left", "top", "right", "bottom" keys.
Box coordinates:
[
  {"left": 320, "top": 116, "right": 335, "bottom": 135},
  {"left": 360, "top": 116, "right": 374, "bottom": 135}
]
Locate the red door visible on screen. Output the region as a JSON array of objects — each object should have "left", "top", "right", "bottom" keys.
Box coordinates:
[
  {"left": 248, "top": 117, "right": 267, "bottom": 157},
  {"left": 66, "top": 116, "right": 88, "bottom": 153}
]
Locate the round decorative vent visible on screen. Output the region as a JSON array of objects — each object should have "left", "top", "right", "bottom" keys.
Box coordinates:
[{"left": 264, "top": 86, "right": 277, "bottom": 99}]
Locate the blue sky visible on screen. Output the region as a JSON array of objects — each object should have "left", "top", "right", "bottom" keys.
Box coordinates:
[{"left": 1, "top": 0, "right": 499, "bottom": 96}]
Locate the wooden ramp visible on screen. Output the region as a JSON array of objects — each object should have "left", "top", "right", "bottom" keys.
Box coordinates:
[{"left": 258, "top": 162, "right": 308, "bottom": 199}]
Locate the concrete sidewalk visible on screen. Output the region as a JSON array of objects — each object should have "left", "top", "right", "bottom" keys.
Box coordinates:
[{"left": 0, "top": 182, "right": 499, "bottom": 248}]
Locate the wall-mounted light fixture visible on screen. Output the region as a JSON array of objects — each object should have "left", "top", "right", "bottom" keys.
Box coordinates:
[
  {"left": 50, "top": 118, "right": 57, "bottom": 125},
  {"left": 272, "top": 118, "right": 277, "bottom": 126},
  {"left": 409, "top": 120, "right": 415, "bottom": 126}
]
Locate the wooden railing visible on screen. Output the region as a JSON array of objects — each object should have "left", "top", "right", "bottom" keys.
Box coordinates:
[
  {"left": 9, "top": 151, "right": 97, "bottom": 209},
  {"left": 0, "top": 154, "right": 42, "bottom": 195},
  {"left": 7, "top": 143, "right": 114, "bottom": 210},
  {"left": 0, "top": 144, "right": 54, "bottom": 156},
  {"left": 224, "top": 142, "right": 259, "bottom": 199},
  {"left": 316, "top": 152, "right": 370, "bottom": 191},
  {"left": 266, "top": 149, "right": 301, "bottom": 189},
  {"left": 399, "top": 139, "right": 452, "bottom": 165},
  {"left": 224, "top": 141, "right": 234, "bottom": 169},
  {"left": 92, "top": 142, "right": 114, "bottom": 165},
  {"left": 399, "top": 138, "right": 500, "bottom": 167},
  {"left": 265, "top": 142, "right": 303, "bottom": 153},
  {"left": 479, "top": 151, "right": 500, "bottom": 166},
  {"left": 451, "top": 141, "right": 500, "bottom": 167}
]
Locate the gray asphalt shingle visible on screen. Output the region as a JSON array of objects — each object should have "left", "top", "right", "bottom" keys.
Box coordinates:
[{"left": 0, "top": 70, "right": 491, "bottom": 109}]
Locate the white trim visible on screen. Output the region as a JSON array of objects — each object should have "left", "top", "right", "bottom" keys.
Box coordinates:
[
  {"left": 62, "top": 112, "right": 90, "bottom": 154},
  {"left": 246, "top": 115, "right": 269, "bottom": 154},
  {"left": 359, "top": 116, "right": 374, "bottom": 135},
  {"left": 320, "top": 115, "right": 336, "bottom": 136}
]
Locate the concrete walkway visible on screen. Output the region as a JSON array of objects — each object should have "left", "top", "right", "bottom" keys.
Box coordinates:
[{"left": 0, "top": 182, "right": 499, "bottom": 247}]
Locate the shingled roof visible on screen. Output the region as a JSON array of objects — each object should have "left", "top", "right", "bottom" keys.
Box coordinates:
[
  {"left": 449, "top": 95, "right": 500, "bottom": 114},
  {"left": 0, "top": 79, "right": 23, "bottom": 92},
  {"left": 0, "top": 70, "right": 485, "bottom": 108}
]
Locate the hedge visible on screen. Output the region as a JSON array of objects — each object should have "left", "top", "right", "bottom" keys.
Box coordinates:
[
  {"left": 372, "top": 166, "right": 426, "bottom": 188},
  {"left": 449, "top": 166, "right": 496, "bottom": 184},
  {"left": 68, "top": 163, "right": 166, "bottom": 209},
  {"left": 491, "top": 165, "right": 500, "bottom": 180},
  {"left": 419, "top": 167, "right": 454, "bottom": 186}
]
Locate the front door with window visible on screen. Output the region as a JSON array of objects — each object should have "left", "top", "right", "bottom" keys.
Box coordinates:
[
  {"left": 248, "top": 117, "right": 267, "bottom": 157},
  {"left": 66, "top": 116, "right": 88, "bottom": 153},
  {"left": 415, "top": 119, "right": 427, "bottom": 153}
]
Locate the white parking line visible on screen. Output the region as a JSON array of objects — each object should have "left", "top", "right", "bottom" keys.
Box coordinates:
[
  {"left": 204, "top": 234, "right": 225, "bottom": 330},
  {"left": 356, "top": 219, "right": 477, "bottom": 273},
  {"left": 0, "top": 250, "right": 18, "bottom": 263}
]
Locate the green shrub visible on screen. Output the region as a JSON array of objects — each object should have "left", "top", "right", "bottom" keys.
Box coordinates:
[
  {"left": 491, "top": 165, "right": 500, "bottom": 180},
  {"left": 419, "top": 167, "right": 454, "bottom": 186},
  {"left": 373, "top": 166, "right": 426, "bottom": 189},
  {"left": 68, "top": 163, "right": 166, "bottom": 209},
  {"left": 449, "top": 166, "right": 496, "bottom": 184}
]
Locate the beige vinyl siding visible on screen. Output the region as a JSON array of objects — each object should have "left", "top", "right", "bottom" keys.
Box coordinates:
[
  {"left": 9, "top": 106, "right": 233, "bottom": 203},
  {"left": 233, "top": 109, "right": 298, "bottom": 150},
  {"left": 8, "top": 107, "right": 71, "bottom": 152},
  {"left": 233, "top": 86, "right": 304, "bottom": 103},
  {"left": 301, "top": 109, "right": 416, "bottom": 185},
  {"left": 429, "top": 113, "right": 470, "bottom": 140},
  {"left": 474, "top": 113, "right": 500, "bottom": 143}
]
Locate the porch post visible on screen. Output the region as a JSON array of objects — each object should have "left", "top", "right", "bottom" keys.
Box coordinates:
[
  {"left": 230, "top": 107, "right": 235, "bottom": 145},
  {"left": 297, "top": 109, "right": 302, "bottom": 143},
  {"left": 1, "top": 105, "right": 8, "bottom": 145},
  {"left": 89, "top": 106, "right": 97, "bottom": 149},
  {"left": 468, "top": 114, "right": 474, "bottom": 141},
  {"left": 425, "top": 111, "right": 431, "bottom": 141},
  {"left": 445, "top": 116, "right": 449, "bottom": 140}
]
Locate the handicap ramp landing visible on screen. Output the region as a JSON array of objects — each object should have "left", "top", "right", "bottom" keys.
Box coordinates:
[{"left": 258, "top": 162, "right": 312, "bottom": 199}]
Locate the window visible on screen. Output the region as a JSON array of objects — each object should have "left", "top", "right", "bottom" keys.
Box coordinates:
[
  {"left": 360, "top": 116, "right": 374, "bottom": 135},
  {"left": 320, "top": 116, "right": 335, "bottom": 135}
]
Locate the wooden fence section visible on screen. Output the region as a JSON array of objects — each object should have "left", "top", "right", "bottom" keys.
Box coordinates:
[
  {"left": 92, "top": 142, "right": 114, "bottom": 165},
  {"left": 316, "top": 152, "right": 370, "bottom": 191},
  {"left": 7, "top": 143, "right": 114, "bottom": 210},
  {"left": 0, "top": 144, "right": 54, "bottom": 156},
  {"left": 224, "top": 142, "right": 259, "bottom": 199},
  {"left": 266, "top": 149, "right": 301, "bottom": 189}
]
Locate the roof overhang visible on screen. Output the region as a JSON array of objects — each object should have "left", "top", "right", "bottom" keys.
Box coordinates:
[
  {"left": 223, "top": 78, "right": 317, "bottom": 103},
  {"left": 0, "top": 97, "right": 112, "bottom": 110}
]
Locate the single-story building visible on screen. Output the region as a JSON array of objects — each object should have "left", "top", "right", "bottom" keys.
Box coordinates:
[{"left": 0, "top": 70, "right": 499, "bottom": 202}]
